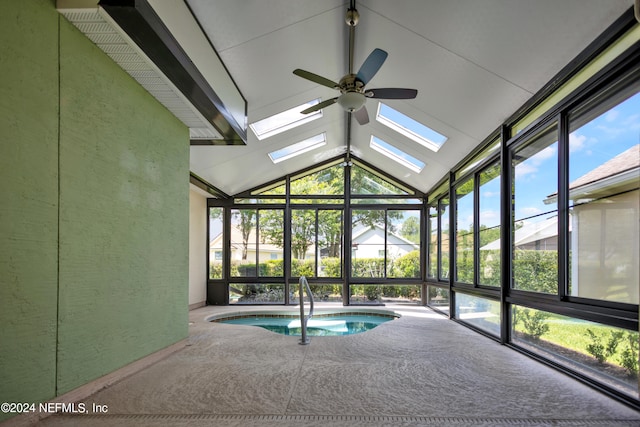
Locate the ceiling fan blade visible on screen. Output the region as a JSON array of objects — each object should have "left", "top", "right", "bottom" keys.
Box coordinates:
[
  {"left": 355, "top": 48, "right": 388, "bottom": 85},
  {"left": 353, "top": 105, "right": 369, "bottom": 125},
  {"left": 293, "top": 69, "right": 339, "bottom": 89},
  {"left": 300, "top": 97, "right": 338, "bottom": 114},
  {"left": 365, "top": 88, "right": 418, "bottom": 99}
]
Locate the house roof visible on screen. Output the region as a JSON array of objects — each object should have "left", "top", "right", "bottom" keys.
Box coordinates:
[
  {"left": 569, "top": 144, "right": 639, "bottom": 190},
  {"left": 210, "top": 225, "right": 283, "bottom": 253},
  {"left": 480, "top": 216, "right": 561, "bottom": 250},
  {"left": 545, "top": 144, "right": 640, "bottom": 203},
  {"left": 352, "top": 225, "right": 419, "bottom": 249}
]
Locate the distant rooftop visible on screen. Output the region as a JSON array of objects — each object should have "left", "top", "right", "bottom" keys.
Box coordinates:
[{"left": 570, "top": 144, "right": 639, "bottom": 190}]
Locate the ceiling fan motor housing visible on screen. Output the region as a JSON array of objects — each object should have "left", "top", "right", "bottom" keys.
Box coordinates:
[{"left": 339, "top": 74, "right": 364, "bottom": 91}]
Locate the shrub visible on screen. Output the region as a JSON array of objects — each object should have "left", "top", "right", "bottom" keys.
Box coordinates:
[
  {"left": 619, "top": 332, "right": 639, "bottom": 376},
  {"left": 364, "top": 285, "right": 382, "bottom": 301},
  {"left": 586, "top": 329, "right": 607, "bottom": 363},
  {"left": 390, "top": 250, "right": 420, "bottom": 278},
  {"left": 513, "top": 250, "right": 557, "bottom": 294},
  {"left": 518, "top": 308, "right": 550, "bottom": 340},
  {"left": 320, "top": 257, "right": 341, "bottom": 277},
  {"left": 352, "top": 258, "right": 385, "bottom": 278}
]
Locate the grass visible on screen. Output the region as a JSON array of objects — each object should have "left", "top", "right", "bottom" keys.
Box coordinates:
[{"left": 514, "top": 310, "right": 638, "bottom": 371}]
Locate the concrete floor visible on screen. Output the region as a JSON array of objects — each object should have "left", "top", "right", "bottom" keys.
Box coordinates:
[{"left": 36, "top": 304, "right": 640, "bottom": 426}]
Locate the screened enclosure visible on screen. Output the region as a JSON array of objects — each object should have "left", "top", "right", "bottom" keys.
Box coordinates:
[{"left": 203, "top": 11, "right": 640, "bottom": 409}]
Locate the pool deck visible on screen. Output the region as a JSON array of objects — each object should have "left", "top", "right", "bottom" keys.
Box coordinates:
[{"left": 36, "top": 303, "right": 640, "bottom": 426}]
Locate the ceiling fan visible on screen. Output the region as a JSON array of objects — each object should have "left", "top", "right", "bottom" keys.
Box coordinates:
[{"left": 292, "top": 1, "right": 417, "bottom": 125}]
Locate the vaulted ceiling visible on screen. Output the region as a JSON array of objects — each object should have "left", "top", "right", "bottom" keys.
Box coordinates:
[{"left": 61, "top": 0, "right": 634, "bottom": 196}]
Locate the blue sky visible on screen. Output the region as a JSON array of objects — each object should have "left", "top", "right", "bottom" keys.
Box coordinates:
[
  {"left": 453, "top": 90, "right": 640, "bottom": 231},
  {"left": 510, "top": 90, "right": 640, "bottom": 226}
]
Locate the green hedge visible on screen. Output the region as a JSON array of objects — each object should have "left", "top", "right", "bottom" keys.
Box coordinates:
[{"left": 212, "top": 249, "right": 558, "bottom": 294}]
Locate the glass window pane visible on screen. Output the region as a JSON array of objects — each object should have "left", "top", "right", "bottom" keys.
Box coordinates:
[
  {"left": 478, "top": 163, "right": 501, "bottom": 287},
  {"left": 250, "top": 99, "right": 322, "bottom": 140},
  {"left": 352, "top": 209, "right": 386, "bottom": 278},
  {"left": 291, "top": 284, "right": 343, "bottom": 304},
  {"left": 456, "top": 138, "right": 500, "bottom": 179},
  {"left": 318, "top": 210, "right": 343, "bottom": 278},
  {"left": 427, "top": 285, "right": 450, "bottom": 315},
  {"left": 388, "top": 210, "right": 420, "bottom": 279},
  {"left": 350, "top": 197, "right": 422, "bottom": 204},
  {"left": 350, "top": 163, "right": 411, "bottom": 195},
  {"left": 290, "top": 209, "right": 316, "bottom": 277},
  {"left": 370, "top": 135, "right": 425, "bottom": 173},
  {"left": 568, "top": 89, "right": 640, "bottom": 304},
  {"left": 268, "top": 133, "right": 326, "bottom": 164},
  {"left": 454, "top": 292, "right": 500, "bottom": 336},
  {"left": 251, "top": 181, "right": 286, "bottom": 196},
  {"left": 511, "top": 305, "right": 639, "bottom": 399},
  {"left": 229, "top": 283, "right": 284, "bottom": 304},
  {"left": 428, "top": 205, "right": 438, "bottom": 279},
  {"left": 290, "top": 164, "right": 344, "bottom": 195},
  {"left": 439, "top": 196, "right": 450, "bottom": 280},
  {"left": 376, "top": 102, "right": 448, "bottom": 152},
  {"left": 230, "top": 209, "right": 257, "bottom": 277},
  {"left": 350, "top": 284, "right": 421, "bottom": 304},
  {"left": 258, "top": 209, "right": 284, "bottom": 277},
  {"left": 512, "top": 123, "right": 558, "bottom": 294},
  {"left": 455, "top": 177, "right": 474, "bottom": 284},
  {"left": 208, "top": 207, "right": 224, "bottom": 279}
]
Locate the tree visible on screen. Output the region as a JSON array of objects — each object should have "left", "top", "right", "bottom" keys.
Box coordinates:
[
  {"left": 231, "top": 209, "right": 256, "bottom": 260},
  {"left": 400, "top": 216, "right": 420, "bottom": 243},
  {"left": 318, "top": 210, "right": 342, "bottom": 258},
  {"left": 290, "top": 209, "right": 316, "bottom": 259}
]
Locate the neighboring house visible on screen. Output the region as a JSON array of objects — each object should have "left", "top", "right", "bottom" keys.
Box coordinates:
[
  {"left": 564, "top": 144, "right": 639, "bottom": 303},
  {"left": 481, "top": 216, "right": 561, "bottom": 251},
  {"left": 351, "top": 225, "right": 419, "bottom": 259},
  {"left": 212, "top": 224, "right": 419, "bottom": 263},
  {"left": 210, "top": 225, "right": 290, "bottom": 263}
]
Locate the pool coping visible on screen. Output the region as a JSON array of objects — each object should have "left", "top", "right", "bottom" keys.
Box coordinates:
[{"left": 205, "top": 307, "right": 401, "bottom": 323}]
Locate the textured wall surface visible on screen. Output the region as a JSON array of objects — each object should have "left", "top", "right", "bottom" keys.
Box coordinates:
[
  {"left": 56, "top": 16, "right": 189, "bottom": 394},
  {"left": 1, "top": 0, "right": 189, "bottom": 418},
  {"left": 189, "top": 189, "right": 207, "bottom": 306},
  {"left": 0, "top": 0, "right": 60, "bottom": 410}
]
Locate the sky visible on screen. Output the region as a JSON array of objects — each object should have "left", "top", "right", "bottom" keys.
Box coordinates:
[
  {"left": 510, "top": 90, "right": 640, "bottom": 227},
  {"left": 454, "top": 90, "right": 640, "bottom": 231}
]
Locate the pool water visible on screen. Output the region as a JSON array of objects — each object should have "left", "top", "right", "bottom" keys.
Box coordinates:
[{"left": 216, "top": 314, "right": 396, "bottom": 336}]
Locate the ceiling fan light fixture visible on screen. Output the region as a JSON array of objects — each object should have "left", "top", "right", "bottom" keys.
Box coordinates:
[{"left": 338, "top": 91, "right": 366, "bottom": 112}]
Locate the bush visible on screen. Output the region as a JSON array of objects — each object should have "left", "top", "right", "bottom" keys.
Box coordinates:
[
  {"left": 352, "top": 258, "right": 385, "bottom": 278},
  {"left": 291, "top": 258, "right": 314, "bottom": 277},
  {"left": 619, "top": 332, "right": 639, "bottom": 376},
  {"left": 364, "top": 285, "right": 382, "bottom": 301},
  {"left": 513, "top": 250, "right": 557, "bottom": 293},
  {"left": 390, "top": 250, "right": 420, "bottom": 278},
  {"left": 320, "top": 257, "right": 341, "bottom": 277},
  {"left": 209, "top": 262, "right": 223, "bottom": 279},
  {"left": 515, "top": 308, "right": 550, "bottom": 340},
  {"left": 586, "top": 329, "right": 624, "bottom": 364}
]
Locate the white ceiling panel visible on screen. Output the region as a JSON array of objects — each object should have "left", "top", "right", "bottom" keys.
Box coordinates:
[
  {"left": 359, "top": 0, "right": 632, "bottom": 93},
  {"left": 89, "top": 0, "right": 632, "bottom": 195}
]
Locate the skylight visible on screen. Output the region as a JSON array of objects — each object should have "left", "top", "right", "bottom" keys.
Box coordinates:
[
  {"left": 268, "top": 133, "right": 326, "bottom": 164},
  {"left": 250, "top": 99, "right": 322, "bottom": 140},
  {"left": 376, "top": 103, "right": 447, "bottom": 152},
  {"left": 370, "top": 136, "right": 425, "bottom": 173}
]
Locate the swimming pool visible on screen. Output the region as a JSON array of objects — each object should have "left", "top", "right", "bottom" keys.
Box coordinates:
[{"left": 209, "top": 311, "right": 398, "bottom": 336}]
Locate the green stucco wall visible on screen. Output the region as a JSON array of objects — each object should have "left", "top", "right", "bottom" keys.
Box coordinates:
[
  {"left": 0, "top": 0, "right": 60, "bottom": 411},
  {"left": 1, "top": 0, "right": 189, "bottom": 419}
]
